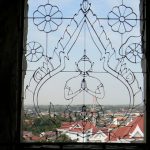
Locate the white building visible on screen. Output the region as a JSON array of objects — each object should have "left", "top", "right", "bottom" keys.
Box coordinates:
[{"left": 57, "top": 121, "right": 99, "bottom": 142}]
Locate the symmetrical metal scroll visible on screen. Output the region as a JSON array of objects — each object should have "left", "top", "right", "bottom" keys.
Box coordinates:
[{"left": 23, "top": 0, "right": 145, "bottom": 143}]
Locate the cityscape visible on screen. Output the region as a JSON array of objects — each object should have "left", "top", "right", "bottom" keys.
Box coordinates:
[
  {"left": 23, "top": 104, "right": 144, "bottom": 143},
  {"left": 23, "top": 0, "right": 144, "bottom": 144}
]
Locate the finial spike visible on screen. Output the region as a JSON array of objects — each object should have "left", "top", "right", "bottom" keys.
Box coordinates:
[{"left": 81, "top": 0, "right": 90, "bottom": 13}]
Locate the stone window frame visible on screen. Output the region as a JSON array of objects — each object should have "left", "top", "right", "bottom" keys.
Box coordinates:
[{"left": 17, "top": 0, "right": 148, "bottom": 149}]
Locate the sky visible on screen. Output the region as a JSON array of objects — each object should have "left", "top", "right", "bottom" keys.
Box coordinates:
[{"left": 23, "top": 0, "right": 144, "bottom": 107}]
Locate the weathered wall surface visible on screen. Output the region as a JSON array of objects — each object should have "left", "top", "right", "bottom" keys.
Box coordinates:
[{"left": 0, "top": 0, "right": 26, "bottom": 150}]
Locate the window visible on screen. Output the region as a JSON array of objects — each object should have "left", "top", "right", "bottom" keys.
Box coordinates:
[{"left": 22, "top": 0, "right": 146, "bottom": 146}]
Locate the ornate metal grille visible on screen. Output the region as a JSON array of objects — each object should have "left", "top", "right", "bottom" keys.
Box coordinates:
[{"left": 23, "top": 0, "right": 146, "bottom": 143}]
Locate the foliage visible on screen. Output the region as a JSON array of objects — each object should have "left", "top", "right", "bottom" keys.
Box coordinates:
[{"left": 23, "top": 114, "right": 72, "bottom": 135}]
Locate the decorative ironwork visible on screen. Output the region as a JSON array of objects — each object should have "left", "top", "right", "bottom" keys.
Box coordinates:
[
  {"left": 108, "top": 3, "right": 137, "bottom": 34},
  {"left": 33, "top": 3, "right": 63, "bottom": 33},
  {"left": 25, "top": 41, "right": 44, "bottom": 62},
  {"left": 23, "top": 0, "right": 145, "bottom": 143},
  {"left": 119, "top": 35, "right": 143, "bottom": 63}
]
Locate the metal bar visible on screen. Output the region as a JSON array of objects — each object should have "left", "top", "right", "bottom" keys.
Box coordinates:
[
  {"left": 25, "top": 17, "right": 74, "bottom": 19},
  {"left": 24, "top": 17, "right": 146, "bottom": 21},
  {"left": 21, "top": 70, "right": 147, "bottom": 73}
]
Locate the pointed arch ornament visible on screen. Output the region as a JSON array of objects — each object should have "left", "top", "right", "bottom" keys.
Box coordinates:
[{"left": 23, "top": 0, "right": 145, "bottom": 143}]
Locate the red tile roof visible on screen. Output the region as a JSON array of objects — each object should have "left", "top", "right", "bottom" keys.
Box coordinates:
[
  {"left": 58, "top": 121, "right": 98, "bottom": 133},
  {"left": 127, "top": 115, "right": 144, "bottom": 133},
  {"left": 44, "top": 131, "right": 56, "bottom": 136},
  {"left": 99, "top": 127, "right": 109, "bottom": 136},
  {"left": 107, "top": 124, "right": 118, "bottom": 129},
  {"left": 23, "top": 131, "right": 33, "bottom": 137},
  {"left": 31, "top": 136, "right": 41, "bottom": 141},
  {"left": 107, "top": 115, "right": 144, "bottom": 142},
  {"left": 116, "top": 116, "right": 127, "bottom": 121}
]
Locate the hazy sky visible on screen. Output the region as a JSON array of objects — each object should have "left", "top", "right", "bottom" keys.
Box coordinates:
[{"left": 24, "top": 0, "right": 144, "bottom": 107}]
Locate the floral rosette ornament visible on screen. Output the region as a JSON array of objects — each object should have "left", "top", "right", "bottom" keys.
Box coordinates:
[
  {"left": 125, "top": 43, "right": 142, "bottom": 63},
  {"left": 108, "top": 4, "right": 137, "bottom": 34},
  {"left": 25, "top": 42, "right": 44, "bottom": 62},
  {"left": 33, "top": 4, "right": 63, "bottom": 33}
]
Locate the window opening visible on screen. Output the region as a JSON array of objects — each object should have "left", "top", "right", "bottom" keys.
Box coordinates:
[{"left": 22, "top": 0, "right": 146, "bottom": 143}]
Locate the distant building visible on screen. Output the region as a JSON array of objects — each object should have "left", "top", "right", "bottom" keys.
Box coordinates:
[
  {"left": 23, "top": 131, "right": 45, "bottom": 142},
  {"left": 57, "top": 121, "right": 98, "bottom": 142},
  {"left": 40, "top": 131, "right": 57, "bottom": 141},
  {"left": 23, "top": 131, "right": 33, "bottom": 141},
  {"left": 106, "top": 115, "right": 144, "bottom": 143},
  {"left": 88, "top": 128, "right": 108, "bottom": 142},
  {"left": 57, "top": 115, "right": 144, "bottom": 143}
]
